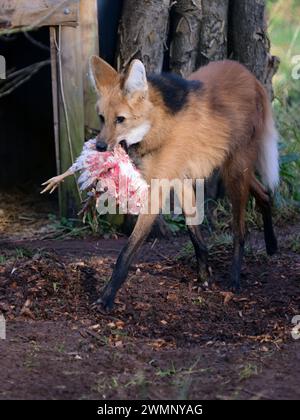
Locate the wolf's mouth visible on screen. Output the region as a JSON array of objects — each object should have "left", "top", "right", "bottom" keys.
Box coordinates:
[{"left": 119, "top": 140, "right": 129, "bottom": 154}]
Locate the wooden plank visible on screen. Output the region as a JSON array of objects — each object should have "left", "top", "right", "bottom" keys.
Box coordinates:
[
  {"left": 54, "top": 23, "right": 85, "bottom": 218},
  {"left": 58, "top": 24, "right": 84, "bottom": 218},
  {"left": 0, "top": 0, "right": 79, "bottom": 34},
  {"left": 79, "top": 0, "right": 99, "bottom": 139},
  {"left": 49, "top": 27, "right": 61, "bottom": 201}
]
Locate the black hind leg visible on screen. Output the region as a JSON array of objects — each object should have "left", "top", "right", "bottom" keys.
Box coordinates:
[
  {"left": 222, "top": 162, "right": 250, "bottom": 291},
  {"left": 250, "top": 177, "right": 278, "bottom": 255}
]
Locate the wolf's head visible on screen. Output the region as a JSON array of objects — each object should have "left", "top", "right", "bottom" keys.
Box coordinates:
[{"left": 90, "top": 56, "right": 153, "bottom": 152}]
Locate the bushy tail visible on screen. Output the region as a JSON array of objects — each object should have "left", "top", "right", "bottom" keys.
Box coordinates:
[{"left": 256, "top": 84, "right": 279, "bottom": 192}]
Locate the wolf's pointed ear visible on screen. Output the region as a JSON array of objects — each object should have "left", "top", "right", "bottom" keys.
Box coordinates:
[
  {"left": 123, "top": 59, "right": 148, "bottom": 98},
  {"left": 89, "top": 55, "right": 118, "bottom": 94}
]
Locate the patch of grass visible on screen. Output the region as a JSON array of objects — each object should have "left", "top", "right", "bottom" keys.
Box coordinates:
[
  {"left": 156, "top": 358, "right": 209, "bottom": 379},
  {"left": 124, "top": 371, "right": 148, "bottom": 388},
  {"left": 110, "top": 329, "right": 128, "bottom": 337},
  {"left": 15, "top": 247, "right": 34, "bottom": 259},
  {"left": 288, "top": 234, "right": 300, "bottom": 252},
  {"left": 209, "top": 232, "right": 233, "bottom": 249},
  {"left": 0, "top": 255, "right": 6, "bottom": 264},
  {"left": 191, "top": 296, "right": 206, "bottom": 306},
  {"left": 56, "top": 343, "right": 66, "bottom": 353},
  {"left": 177, "top": 241, "right": 194, "bottom": 259},
  {"left": 175, "top": 378, "right": 193, "bottom": 400},
  {"left": 46, "top": 215, "right": 91, "bottom": 239},
  {"left": 83, "top": 212, "right": 121, "bottom": 236},
  {"left": 92, "top": 375, "right": 120, "bottom": 394},
  {"left": 92, "top": 371, "right": 150, "bottom": 400},
  {"left": 47, "top": 213, "right": 119, "bottom": 238},
  {"left": 23, "top": 341, "right": 40, "bottom": 370},
  {"left": 239, "top": 363, "right": 259, "bottom": 381},
  {"left": 124, "top": 371, "right": 149, "bottom": 399},
  {"left": 156, "top": 362, "right": 177, "bottom": 378},
  {"left": 164, "top": 214, "right": 187, "bottom": 234}
]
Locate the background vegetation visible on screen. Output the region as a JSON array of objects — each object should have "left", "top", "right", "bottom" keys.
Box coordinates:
[{"left": 268, "top": 0, "right": 300, "bottom": 204}]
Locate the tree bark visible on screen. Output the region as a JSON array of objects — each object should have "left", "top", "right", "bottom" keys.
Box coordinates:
[
  {"left": 169, "top": 0, "right": 202, "bottom": 77},
  {"left": 229, "top": 0, "right": 279, "bottom": 98},
  {"left": 116, "top": 0, "right": 171, "bottom": 73},
  {"left": 197, "top": 0, "right": 229, "bottom": 67}
]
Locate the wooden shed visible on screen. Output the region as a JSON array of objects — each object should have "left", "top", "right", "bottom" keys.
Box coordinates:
[{"left": 0, "top": 0, "right": 123, "bottom": 217}]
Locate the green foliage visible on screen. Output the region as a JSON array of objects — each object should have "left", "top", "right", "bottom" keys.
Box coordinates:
[
  {"left": 15, "top": 247, "right": 34, "bottom": 259},
  {"left": 47, "top": 214, "right": 90, "bottom": 239},
  {"left": 163, "top": 214, "right": 186, "bottom": 234},
  {"left": 288, "top": 234, "right": 300, "bottom": 252},
  {"left": 0, "top": 255, "right": 6, "bottom": 264},
  {"left": 46, "top": 213, "right": 120, "bottom": 239},
  {"left": 268, "top": 0, "right": 300, "bottom": 205}
]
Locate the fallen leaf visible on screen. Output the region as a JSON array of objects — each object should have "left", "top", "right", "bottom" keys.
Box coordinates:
[
  {"left": 20, "top": 307, "right": 35, "bottom": 319},
  {"left": 115, "top": 320, "right": 125, "bottom": 329},
  {"left": 166, "top": 293, "right": 177, "bottom": 301},
  {"left": 134, "top": 302, "right": 151, "bottom": 310},
  {"left": 150, "top": 339, "right": 167, "bottom": 349},
  {"left": 221, "top": 292, "right": 234, "bottom": 305},
  {"left": 90, "top": 324, "right": 100, "bottom": 331}
]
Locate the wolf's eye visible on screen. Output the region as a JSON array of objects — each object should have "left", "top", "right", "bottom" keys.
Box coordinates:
[
  {"left": 116, "top": 116, "right": 126, "bottom": 124},
  {"left": 99, "top": 114, "right": 105, "bottom": 124}
]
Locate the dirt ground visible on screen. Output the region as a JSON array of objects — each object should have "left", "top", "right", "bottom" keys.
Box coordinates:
[{"left": 0, "top": 198, "right": 299, "bottom": 400}]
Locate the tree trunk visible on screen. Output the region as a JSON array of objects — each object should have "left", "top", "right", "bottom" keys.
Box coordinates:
[
  {"left": 229, "top": 0, "right": 279, "bottom": 98},
  {"left": 169, "top": 0, "right": 202, "bottom": 77},
  {"left": 116, "top": 0, "right": 171, "bottom": 73},
  {"left": 197, "top": 0, "right": 229, "bottom": 67}
]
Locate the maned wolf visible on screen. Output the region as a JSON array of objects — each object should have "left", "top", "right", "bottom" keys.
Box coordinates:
[{"left": 89, "top": 56, "right": 279, "bottom": 311}]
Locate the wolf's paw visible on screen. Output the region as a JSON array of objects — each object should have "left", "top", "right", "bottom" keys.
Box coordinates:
[
  {"left": 266, "top": 239, "right": 278, "bottom": 256},
  {"left": 197, "top": 266, "right": 212, "bottom": 288}
]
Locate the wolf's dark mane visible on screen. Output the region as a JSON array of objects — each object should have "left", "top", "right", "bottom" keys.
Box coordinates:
[{"left": 148, "top": 73, "right": 203, "bottom": 114}]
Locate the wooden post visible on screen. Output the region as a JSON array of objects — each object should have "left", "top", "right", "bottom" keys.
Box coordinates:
[
  {"left": 80, "top": 0, "right": 99, "bottom": 139},
  {"left": 50, "top": 27, "right": 61, "bottom": 207},
  {"left": 50, "top": 22, "right": 85, "bottom": 218},
  {"left": 49, "top": 1, "right": 100, "bottom": 218}
]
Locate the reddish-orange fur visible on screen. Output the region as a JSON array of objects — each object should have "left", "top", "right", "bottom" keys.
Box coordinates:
[{"left": 90, "top": 56, "right": 278, "bottom": 310}]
